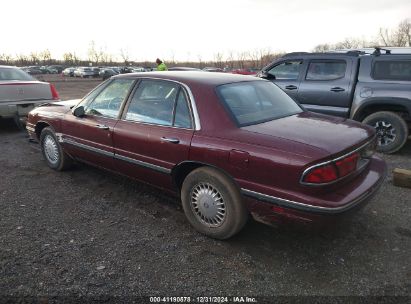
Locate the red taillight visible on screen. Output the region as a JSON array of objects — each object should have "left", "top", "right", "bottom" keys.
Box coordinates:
[
  {"left": 335, "top": 153, "right": 359, "bottom": 177},
  {"left": 302, "top": 152, "right": 360, "bottom": 185},
  {"left": 50, "top": 84, "right": 59, "bottom": 100},
  {"left": 303, "top": 164, "right": 338, "bottom": 183}
]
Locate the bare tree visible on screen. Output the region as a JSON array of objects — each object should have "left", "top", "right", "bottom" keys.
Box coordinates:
[
  {"left": 214, "top": 52, "right": 224, "bottom": 68},
  {"left": 169, "top": 51, "right": 176, "bottom": 65},
  {"left": 39, "top": 49, "right": 52, "bottom": 65},
  {"left": 249, "top": 50, "right": 260, "bottom": 68},
  {"left": 15, "top": 54, "right": 29, "bottom": 66},
  {"left": 88, "top": 41, "right": 104, "bottom": 64},
  {"left": 226, "top": 50, "right": 235, "bottom": 69},
  {"left": 398, "top": 18, "right": 411, "bottom": 46},
  {"left": 63, "top": 52, "right": 80, "bottom": 65},
  {"left": 119, "top": 48, "right": 130, "bottom": 65},
  {"left": 0, "top": 53, "right": 13, "bottom": 65},
  {"left": 334, "top": 38, "right": 365, "bottom": 49},
  {"left": 236, "top": 51, "right": 248, "bottom": 69},
  {"left": 379, "top": 18, "right": 411, "bottom": 47},
  {"left": 29, "top": 52, "right": 39, "bottom": 65},
  {"left": 101, "top": 51, "right": 112, "bottom": 65},
  {"left": 313, "top": 43, "right": 332, "bottom": 52},
  {"left": 197, "top": 54, "right": 203, "bottom": 69}
]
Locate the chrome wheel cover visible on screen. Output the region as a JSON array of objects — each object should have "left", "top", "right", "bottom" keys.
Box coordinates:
[
  {"left": 374, "top": 120, "right": 396, "bottom": 146},
  {"left": 43, "top": 134, "right": 59, "bottom": 165},
  {"left": 190, "top": 183, "right": 226, "bottom": 227}
]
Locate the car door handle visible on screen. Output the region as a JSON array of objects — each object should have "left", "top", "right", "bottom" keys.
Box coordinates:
[
  {"left": 95, "top": 124, "right": 110, "bottom": 130},
  {"left": 285, "top": 85, "right": 298, "bottom": 90},
  {"left": 330, "top": 87, "right": 345, "bottom": 92},
  {"left": 161, "top": 137, "right": 180, "bottom": 144}
]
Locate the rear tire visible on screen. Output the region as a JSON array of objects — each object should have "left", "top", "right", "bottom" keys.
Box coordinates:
[
  {"left": 181, "top": 167, "right": 248, "bottom": 240},
  {"left": 40, "top": 127, "right": 73, "bottom": 171},
  {"left": 362, "top": 111, "right": 408, "bottom": 154}
]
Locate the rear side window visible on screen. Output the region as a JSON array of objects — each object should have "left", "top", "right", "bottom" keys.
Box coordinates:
[
  {"left": 372, "top": 60, "right": 411, "bottom": 81},
  {"left": 306, "top": 60, "right": 346, "bottom": 80},
  {"left": 125, "top": 80, "right": 193, "bottom": 128},
  {"left": 125, "top": 80, "right": 178, "bottom": 126},
  {"left": 217, "top": 81, "right": 302, "bottom": 126},
  {"left": 267, "top": 60, "right": 302, "bottom": 80},
  {"left": 174, "top": 91, "right": 192, "bottom": 129}
]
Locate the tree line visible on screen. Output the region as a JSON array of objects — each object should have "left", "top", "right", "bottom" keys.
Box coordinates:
[{"left": 0, "top": 18, "right": 409, "bottom": 69}]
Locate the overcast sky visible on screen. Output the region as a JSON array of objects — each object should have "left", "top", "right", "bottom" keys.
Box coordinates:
[{"left": 1, "top": 0, "right": 410, "bottom": 62}]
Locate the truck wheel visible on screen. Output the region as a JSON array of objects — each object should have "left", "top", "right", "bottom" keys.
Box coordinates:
[
  {"left": 40, "top": 127, "right": 73, "bottom": 171},
  {"left": 362, "top": 111, "right": 408, "bottom": 154},
  {"left": 181, "top": 167, "right": 248, "bottom": 240}
]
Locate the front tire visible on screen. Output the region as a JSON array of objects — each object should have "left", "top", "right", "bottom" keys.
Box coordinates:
[
  {"left": 362, "top": 111, "right": 408, "bottom": 154},
  {"left": 181, "top": 167, "right": 248, "bottom": 240},
  {"left": 40, "top": 127, "right": 73, "bottom": 171}
]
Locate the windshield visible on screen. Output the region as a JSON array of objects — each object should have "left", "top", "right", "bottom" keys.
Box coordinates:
[
  {"left": 217, "top": 81, "right": 302, "bottom": 126},
  {"left": 0, "top": 67, "right": 34, "bottom": 81}
]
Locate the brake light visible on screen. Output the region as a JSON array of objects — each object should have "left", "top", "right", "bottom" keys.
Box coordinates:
[
  {"left": 302, "top": 152, "right": 360, "bottom": 184},
  {"left": 49, "top": 84, "right": 59, "bottom": 100},
  {"left": 335, "top": 153, "right": 359, "bottom": 177},
  {"left": 303, "top": 164, "right": 338, "bottom": 183}
]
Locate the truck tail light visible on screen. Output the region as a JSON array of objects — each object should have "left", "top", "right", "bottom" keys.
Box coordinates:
[
  {"left": 50, "top": 84, "right": 59, "bottom": 100},
  {"left": 302, "top": 152, "right": 360, "bottom": 185}
]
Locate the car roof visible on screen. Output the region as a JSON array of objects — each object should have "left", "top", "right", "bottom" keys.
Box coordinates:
[
  {"left": 0, "top": 65, "right": 19, "bottom": 69},
  {"left": 114, "top": 71, "right": 260, "bottom": 86}
]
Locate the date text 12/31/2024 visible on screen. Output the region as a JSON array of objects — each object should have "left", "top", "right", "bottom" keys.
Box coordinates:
[{"left": 150, "top": 296, "right": 257, "bottom": 303}]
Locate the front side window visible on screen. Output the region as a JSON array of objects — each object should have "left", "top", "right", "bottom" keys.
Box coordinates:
[
  {"left": 306, "top": 60, "right": 346, "bottom": 80},
  {"left": 85, "top": 78, "right": 135, "bottom": 118},
  {"left": 372, "top": 60, "right": 411, "bottom": 81},
  {"left": 267, "top": 61, "right": 302, "bottom": 80},
  {"left": 125, "top": 80, "right": 193, "bottom": 128},
  {"left": 217, "top": 81, "right": 302, "bottom": 126}
]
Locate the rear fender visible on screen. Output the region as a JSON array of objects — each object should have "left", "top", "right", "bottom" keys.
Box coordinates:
[{"left": 351, "top": 97, "right": 411, "bottom": 121}]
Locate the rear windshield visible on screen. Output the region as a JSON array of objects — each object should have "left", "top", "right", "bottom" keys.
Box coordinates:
[
  {"left": 217, "top": 81, "right": 302, "bottom": 126},
  {"left": 0, "top": 67, "right": 34, "bottom": 81}
]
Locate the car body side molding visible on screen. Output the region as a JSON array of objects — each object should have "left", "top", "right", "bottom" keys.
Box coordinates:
[{"left": 62, "top": 137, "right": 171, "bottom": 174}]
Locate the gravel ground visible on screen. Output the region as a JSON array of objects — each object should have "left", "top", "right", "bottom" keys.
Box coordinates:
[
  {"left": 0, "top": 79, "right": 410, "bottom": 302},
  {"left": 41, "top": 75, "right": 103, "bottom": 100}
]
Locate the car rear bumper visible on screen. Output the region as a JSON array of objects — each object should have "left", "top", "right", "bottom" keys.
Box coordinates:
[
  {"left": 242, "top": 156, "right": 386, "bottom": 224},
  {"left": 0, "top": 99, "right": 55, "bottom": 118}
]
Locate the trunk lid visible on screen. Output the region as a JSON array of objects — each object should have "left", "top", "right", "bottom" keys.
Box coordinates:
[
  {"left": 242, "top": 111, "right": 375, "bottom": 155},
  {"left": 0, "top": 81, "right": 52, "bottom": 103}
]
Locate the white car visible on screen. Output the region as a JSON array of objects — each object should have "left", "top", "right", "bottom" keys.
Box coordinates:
[
  {"left": 62, "top": 67, "right": 76, "bottom": 77},
  {"left": 74, "top": 67, "right": 94, "bottom": 78}
]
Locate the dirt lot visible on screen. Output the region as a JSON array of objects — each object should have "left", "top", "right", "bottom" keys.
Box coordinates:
[
  {"left": 36, "top": 74, "right": 103, "bottom": 100},
  {"left": 0, "top": 77, "right": 411, "bottom": 302}
]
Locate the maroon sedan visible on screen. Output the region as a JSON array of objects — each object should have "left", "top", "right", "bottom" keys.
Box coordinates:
[{"left": 26, "top": 72, "right": 386, "bottom": 239}]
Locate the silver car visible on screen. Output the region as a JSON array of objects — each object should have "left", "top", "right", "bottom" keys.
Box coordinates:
[
  {"left": 74, "top": 67, "right": 94, "bottom": 78},
  {"left": 0, "top": 65, "right": 59, "bottom": 126}
]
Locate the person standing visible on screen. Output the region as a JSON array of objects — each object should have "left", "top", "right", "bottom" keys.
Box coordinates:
[{"left": 156, "top": 58, "right": 168, "bottom": 71}]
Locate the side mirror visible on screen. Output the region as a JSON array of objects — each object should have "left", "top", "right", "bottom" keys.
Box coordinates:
[
  {"left": 73, "top": 106, "right": 85, "bottom": 117},
  {"left": 259, "top": 71, "right": 275, "bottom": 80}
]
